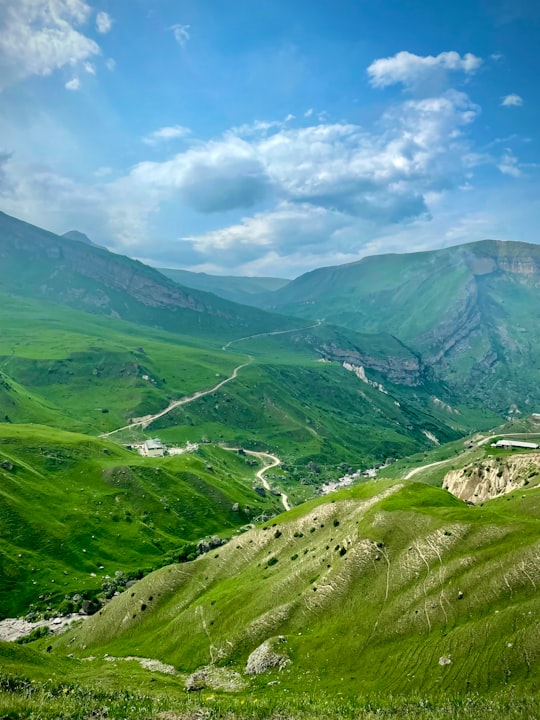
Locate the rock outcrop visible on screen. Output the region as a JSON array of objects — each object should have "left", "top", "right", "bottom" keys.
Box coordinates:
[
  {"left": 444, "top": 453, "right": 540, "bottom": 503},
  {"left": 245, "top": 636, "right": 290, "bottom": 675}
]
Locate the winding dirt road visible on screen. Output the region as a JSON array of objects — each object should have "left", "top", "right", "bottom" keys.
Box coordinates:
[
  {"left": 222, "top": 447, "right": 290, "bottom": 511},
  {"left": 101, "top": 358, "right": 253, "bottom": 438},
  {"left": 102, "top": 320, "right": 322, "bottom": 439},
  {"left": 404, "top": 458, "right": 454, "bottom": 480},
  {"left": 221, "top": 320, "right": 322, "bottom": 351}
]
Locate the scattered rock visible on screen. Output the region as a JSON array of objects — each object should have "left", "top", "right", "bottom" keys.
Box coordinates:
[
  {"left": 245, "top": 636, "right": 290, "bottom": 675},
  {"left": 1, "top": 460, "right": 14, "bottom": 471},
  {"left": 185, "top": 666, "right": 246, "bottom": 692},
  {"left": 439, "top": 656, "right": 452, "bottom": 666},
  {"left": 232, "top": 502, "right": 240, "bottom": 512},
  {"left": 197, "top": 536, "right": 225, "bottom": 555},
  {"left": 185, "top": 669, "right": 207, "bottom": 692}
]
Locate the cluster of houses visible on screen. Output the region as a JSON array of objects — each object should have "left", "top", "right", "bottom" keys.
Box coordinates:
[{"left": 125, "top": 439, "right": 199, "bottom": 458}]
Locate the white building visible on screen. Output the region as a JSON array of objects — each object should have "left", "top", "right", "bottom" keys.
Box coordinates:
[
  {"left": 494, "top": 440, "right": 539, "bottom": 450},
  {"left": 142, "top": 439, "right": 165, "bottom": 457}
]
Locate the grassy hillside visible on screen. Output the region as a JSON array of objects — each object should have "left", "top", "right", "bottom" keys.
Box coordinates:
[
  {"left": 0, "top": 424, "right": 281, "bottom": 618},
  {"left": 256, "top": 240, "right": 540, "bottom": 414},
  {"left": 0, "top": 211, "right": 300, "bottom": 340},
  {"left": 0, "top": 291, "right": 247, "bottom": 434},
  {"left": 0, "top": 292, "right": 499, "bottom": 480},
  {"left": 159, "top": 266, "right": 289, "bottom": 305},
  {"left": 51, "top": 479, "right": 539, "bottom": 700}
]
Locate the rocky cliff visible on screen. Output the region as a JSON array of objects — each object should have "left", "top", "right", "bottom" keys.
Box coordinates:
[{"left": 443, "top": 453, "right": 540, "bottom": 503}]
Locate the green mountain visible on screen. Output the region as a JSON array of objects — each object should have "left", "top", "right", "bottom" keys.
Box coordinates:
[
  {"left": 159, "top": 267, "right": 289, "bottom": 305},
  {"left": 62, "top": 230, "right": 102, "bottom": 248},
  {"left": 52, "top": 478, "right": 539, "bottom": 699},
  {"left": 0, "top": 211, "right": 298, "bottom": 340},
  {"left": 257, "top": 240, "right": 540, "bottom": 414},
  {"left": 0, "top": 211, "right": 502, "bottom": 469}
]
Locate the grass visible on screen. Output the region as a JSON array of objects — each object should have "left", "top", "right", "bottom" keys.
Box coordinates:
[
  {"left": 0, "top": 642, "right": 537, "bottom": 719},
  {"left": 47, "top": 480, "right": 539, "bottom": 698},
  {"left": 0, "top": 292, "right": 499, "bottom": 481},
  {"left": 0, "top": 424, "right": 282, "bottom": 618}
]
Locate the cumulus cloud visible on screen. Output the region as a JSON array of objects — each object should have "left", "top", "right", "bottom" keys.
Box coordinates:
[
  {"left": 182, "top": 203, "right": 350, "bottom": 263},
  {"left": 142, "top": 125, "right": 191, "bottom": 145},
  {"left": 96, "top": 11, "right": 113, "bottom": 34},
  {"left": 0, "top": 0, "right": 100, "bottom": 91},
  {"left": 65, "top": 77, "right": 80, "bottom": 90},
  {"left": 130, "top": 89, "right": 478, "bottom": 226},
  {"left": 501, "top": 93, "right": 523, "bottom": 107},
  {"left": 171, "top": 24, "right": 190, "bottom": 48},
  {"left": 132, "top": 136, "right": 274, "bottom": 212},
  {"left": 367, "top": 50, "right": 482, "bottom": 91}
]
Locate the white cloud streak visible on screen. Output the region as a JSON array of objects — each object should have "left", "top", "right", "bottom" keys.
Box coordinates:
[
  {"left": 142, "top": 125, "right": 191, "bottom": 145},
  {"left": 65, "top": 77, "right": 80, "bottom": 90}
]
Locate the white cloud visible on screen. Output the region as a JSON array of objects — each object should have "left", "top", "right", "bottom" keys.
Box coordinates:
[
  {"left": 130, "top": 88, "right": 479, "bottom": 225},
  {"left": 84, "top": 61, "right": 95, "bottom": 74},
  {"left": 106, "top": 57, "right": 116, "bottom": 71},
  {"left": 501, "top": 93, "right": 523, "bottom": 107},
  {"left": 304, "top": 108, "right": 314, "bottom": 117},
  {"left": 498, "top": 150, "right": 521, "bottom": 177},
  {"left": 367, "top": 50, "right": 482, "bottom": 90},
  {"left": 142, "top": 125, "right": 191, "bottom": 145},
  {"left": 171, "top": 24, "right": 190, "bottom": 48},
  {"left": 96, "top": 11, "right": 113, "bottom": 34},
  {"left": 0, "top": 0, "right": 101, "bottom": 91},
  {"left": 182, "top": 203, "right": 349, "bottom": 261},
  {"left": 65, "top": 77, "right": 80, "bottom": 91}
]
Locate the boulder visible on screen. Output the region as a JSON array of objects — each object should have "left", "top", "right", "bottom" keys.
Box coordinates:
[{"left": 245, "top": 636, "right": 290, "bottom": 675}]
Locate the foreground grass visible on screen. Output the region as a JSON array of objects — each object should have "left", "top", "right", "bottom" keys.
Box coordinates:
[{"left": 0, "top": 674, "right": 537, "bottom": 720}]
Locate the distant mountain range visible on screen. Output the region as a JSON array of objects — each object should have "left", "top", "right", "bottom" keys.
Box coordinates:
[
  {"left": 5, "top": 210, "right": 540, "bottom": 418},
  {"left": 0, "top": 211, "right": 297, "bottom": 340},
  {"left": 158, "top": 267, "right": 289, "bottom": 305},
  {"left": 230, "top": 240, "right": 540, "bottom": 415}
]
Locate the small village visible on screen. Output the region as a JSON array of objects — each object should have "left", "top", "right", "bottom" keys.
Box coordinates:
[{"left": 125, "top": 438, "right": 199, "bottom": 458}]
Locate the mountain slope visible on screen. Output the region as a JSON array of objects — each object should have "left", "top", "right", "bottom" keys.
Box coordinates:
[
  {"left": 0, "top": 424, "right": 281, "bottom": 617},
  {"left": 55, "top": 479, "right": 540, "bottom": 696},
  {"left": 159, "top": 267, "right": 289, "bottom": 305},
  {"left": 257, "top": 240, "right": 540, "bottom": 413},
  {"left": 0, "top": 211, "right": 299, "bottom": 340}
]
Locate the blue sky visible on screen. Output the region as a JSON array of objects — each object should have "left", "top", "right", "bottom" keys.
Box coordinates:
[{"left": 0, "top": 0, "right": 539, "bottom": 277}]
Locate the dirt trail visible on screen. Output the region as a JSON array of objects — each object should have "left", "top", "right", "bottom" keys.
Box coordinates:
[
  {"left": 101, "top": 358, "right": 253, "bottom": 438},
  {"left": 102, "top": 320, "right": 322, "bottom": 439},
  {"left": 223, "top": 447, "right": 290, "bottom": 511},
  {"left": 476, "top": 432, "right": 540, "bottom": 447},
  {"left": 404, "top": 458, "right": 454, "bottom": 480},
  {"left": 404, "top": 431, "right": 540, "bottom": 479},
  {"left": 221, "top": 320, "right": 322, "bottom": 351}
]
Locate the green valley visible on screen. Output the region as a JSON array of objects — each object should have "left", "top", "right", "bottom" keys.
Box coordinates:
[{"left": 0, "top": 212, "right": 538, "bottom": 719}]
